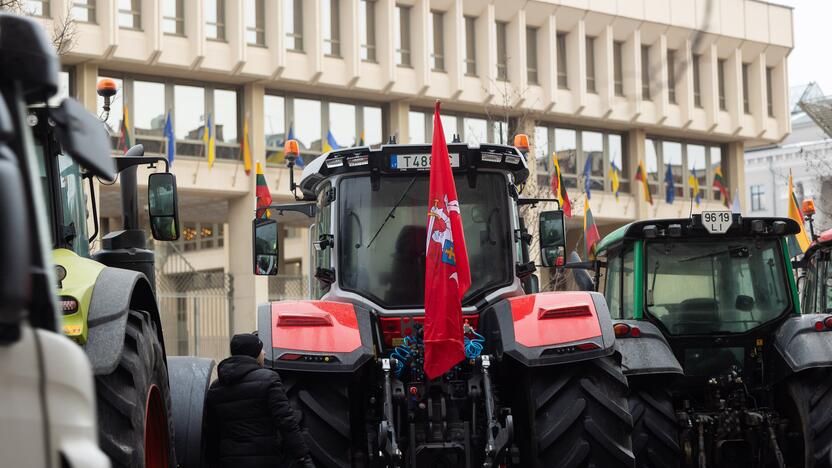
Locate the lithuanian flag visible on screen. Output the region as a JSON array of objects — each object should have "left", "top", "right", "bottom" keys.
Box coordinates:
[
  {"left": 584, "top": 200, "right": 601, "bottom": 259},
  {"left": 118, "top": 104, "right": 132, "bottom": 153},
  {"left": 634, "top": 160, "right": 653, "bottom": 205},
  {"left": 713, "top": 166, "right": 730, "bottom": 207},
  {"left": 787, "top": 171, "right": 811, "bottom": 256},
  {"left": 551, "top": 153, "right": 572, "bottom": 217},
  {"left": 256, "top": 162, "right": 272, "bottom": 219}
]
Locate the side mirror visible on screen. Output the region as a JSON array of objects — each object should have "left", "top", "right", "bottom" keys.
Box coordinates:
[
  {"left": 148, "top": 172, "right": 180, "bottom": 241},
  {"left": 539, "top": 210, "right": 566, "bottom": 267},
  {"left": 253, "top": 218, "right": 279, "bottom": 276}
]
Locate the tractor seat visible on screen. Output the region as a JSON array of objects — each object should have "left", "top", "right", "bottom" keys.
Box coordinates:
[{"left": 670, "top": 298, "right": 718, "bottom": 334}]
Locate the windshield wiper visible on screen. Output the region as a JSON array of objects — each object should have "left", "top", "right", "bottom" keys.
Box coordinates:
[{"left": 366, "top": 177, "right": 417, "bottom": 249}]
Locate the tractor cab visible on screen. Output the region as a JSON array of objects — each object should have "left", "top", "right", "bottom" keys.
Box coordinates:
[
  {"left": 596, "top": 212, "right": 832, "bottom": 467},
  {"left": 254, "top": 136, "right": 559, "bottom": 312},
  {"left": 796, "top": 198, "right": 832, "bottom": 316}
]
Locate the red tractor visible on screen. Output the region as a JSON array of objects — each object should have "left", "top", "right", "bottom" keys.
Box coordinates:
[{"left": 252, "top": 136, "right": 635, "bottom": 467}]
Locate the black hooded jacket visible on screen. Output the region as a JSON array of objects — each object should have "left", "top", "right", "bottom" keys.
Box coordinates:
[{"left": 205, "top": 355, "right": 309, "bottom": 467}]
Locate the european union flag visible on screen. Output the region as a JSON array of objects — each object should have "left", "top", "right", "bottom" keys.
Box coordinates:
[
  {"left": 164, "top": 110, "right": 174, "bottom": 166},
  {"left": 665, "top": 164, "right": 675, "bottom": 204}
]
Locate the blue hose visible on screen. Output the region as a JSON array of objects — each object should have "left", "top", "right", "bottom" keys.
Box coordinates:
[{"left": 464, "top": 331, "right": 485, "bottom": 360}]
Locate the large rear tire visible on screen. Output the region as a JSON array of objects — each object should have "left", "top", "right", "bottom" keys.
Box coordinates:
[
  {"left": 785, "top": 367, "right": 832, "bottom": 468},
  {"left": 628, "top": 382, "right": 681, "bottom": 468},
  {"left": 283, "top": 373, "right": 356, "bottom": 468},
  {"left": 517, "top": 355, "right": 635, "bottom": 468},
  {"left": 95, "top": 310, "right": 175, "bottom": 468}
]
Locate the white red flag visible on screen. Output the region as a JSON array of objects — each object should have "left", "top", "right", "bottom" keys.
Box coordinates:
[{"left": 423, "top": 101, "right": 471, "bottom": 380}]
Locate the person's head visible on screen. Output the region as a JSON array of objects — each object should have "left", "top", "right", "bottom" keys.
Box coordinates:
[{"left": 230, "top": 333, "right": 265, "bottom": 366}]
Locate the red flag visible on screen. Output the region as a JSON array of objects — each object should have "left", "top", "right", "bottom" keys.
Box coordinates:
[{"left": 423, "top": 101, "right": 471, "bottom": 380}]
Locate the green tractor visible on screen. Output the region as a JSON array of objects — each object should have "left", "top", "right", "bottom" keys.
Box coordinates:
[
  {"left": 22, "top": 31, "right": 214, "bottom": 468},
  {"left": 590, "top": 212, "right": 832, "bottom": 468}
]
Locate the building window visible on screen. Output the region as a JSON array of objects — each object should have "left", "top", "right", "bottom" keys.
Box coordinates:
[
  {"left": 641, "top": 45, "right": 650, "bottom": 100},
  {"left": 408, "top": 111, "right": 425, "bottom": 143},
  {"left": 246, "top": 0, "right": 265, "bottom": 46},
  {"left": 285, "top": 0, "right": 303, "bottom": 51},
  {"left": 742, "top": 63, "right": 750, "bottom": 114},
  {"left": 750, "top": 185, "right": 765, "bottom": 211},
  {"left": 662, "top": 141, "right": 683, "bottom": 199},
  {"left": 583, "top": 131, "right": 604, "bottom": 190},
  {"left": 119, "top": 0, "right": 140, "bottom": 29},
  {"left": 163, "top": 0, "right": 185, "bottom": 36},
  {"left": 766, "top": 67, "right": 774, "bottom": 117},
  {"left": 526, "top": 27, "right": 538, "bottom": 85},
  {"left": 693, "top": 54, "right": 702, "bottom": 108},
  {"left": 464, "top": 16, "right": 476, "bottom": 76},
  {"left": 496, "top": 21, "right": 508, "bottom": 81},
  {"left": 667, "top": 49, "right": 677, "bottom": 104},
  {"left": 205, "top": 0, "right": 225, "bottom": 41},
  {"left": 687, "top": 144, "right": 706, "bottom": 200},
  {"left": 134, "top": 80, "right": 165, "bottom": 137},
  {"left": 173, "top": 84, "right": 205, "bottom": 151},
  {"left": 294, "top": 98, "right": 322, "bottom": 153},
  {"left": 72, "top": 0, "right": 95, "bottom": 23},
  {"left": 395, "top": 5, "right": 411, "bottom": 67},
  {"left": 214, "top": 89, "right": 238, "bottom": 143},
  {"left": 264, "top": 94, "right": 286, "bottom": 159},
  {"left": 645, "top": 138, "right": 659, "bottom": 197},
  {"left": 431, "top": 11, "right": 445, "bottom": 72},
  {"left": 557, "top": 33, "right": 567, "bottom": 89},
  {"left": 711, "top": 146, "right": 722, "bottom": 200},
  {"left": 718, "top": 59, "right": 726, "bottom": 110},
  {"left": 322, "top": 0, "right": 340, "bottom": 57},
  {"left": 360, "top": 0, "right": 376, "bottom": 62},
  {"left": 585, "top": 36, "right": 596, "bottom": 93},
  {"left": 534, "top": 126, "right": 549, "bottom": 187},
  {"left": 329, "top": 102, "right": 356, "bottom": 148},
  {"left": 363, "top": 106, "right": 383, "bottom": 146},
  {"left": 555, "top": 128, "right": 577, "bottom": 187},
  {"left": 26, "top": 0, "right": 49, "bottom": 17},
  {"left": 613, "top": 41, "right": 623, "bottom": 96}
]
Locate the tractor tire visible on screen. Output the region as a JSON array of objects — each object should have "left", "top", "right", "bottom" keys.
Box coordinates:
[
  {"left": 785, "top": 367, "right": 832, "bottom": 468},
  {"left": 94, "top": 309, "right": 175, "bottom": 468},
  {"left": 628, "top": 383, "right": 681, "bottom": 468},
  {"left": 283, "top": 373, "right": 355, "bottom": 468},
  {"left": 518, "top": 355, "right": 635, "bottom": 468}
]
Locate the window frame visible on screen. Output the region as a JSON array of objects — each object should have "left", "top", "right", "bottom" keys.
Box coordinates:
[
  {"left": 395, "top": 5, "right": 412, "bottom": 67},
  {"left": 360, "top": 0, "right": 377, "bottom": 62},
  {"left": 693, "top": 54, "right": 702, "bottom": 108},
  {"left": 118, "top": 0, "right": 141, "bottom": 30},
  {"left": 585, "top": 36, "right": 596, "bottom": 93},
  {"left": 641, "top": 45, "right": 651, "bottom": 100},
  {"left": 742, "top": 63, "right": 750, "bottom": 114},
  {"left": 27, "top": 0, "right": 50, "bottom": 18},
  {"left": 556, "top": 33, "right": 568, "bottom": 89},
  {"left": 526, "top": 27, "right": 538, "bottom": 85},
  {"left": 246, "top": 0, "right": 265, "bottom": 46},
  {"left": 718, "top": 59, "right": 727, "bottom": 111},
  {"left": 645, "top": 134, "right": 728, "bottom": 203},
  {"left": 613, "top": 41, "right": 624, "bottom": 96},
  {"left": 205, "top": 0, "right": 226, "bottom": 41},
  {"left": 430, "top": 10, "right": 445, "bottom": 72},
  {"left": 72, "top": 0, "right": 96, "bottom": 23},
  {"left": 464, "top": 16, "right": 477, "bottom": 76},
  {"left": 750, "top": 185, "right": 765, "bottom": 211},
  {"left": 163, "top": 0, "right": 185, "bottom": 36},
  {"left": 766, "top": 67, "right": 774, "bottom": 117},
  {"left": 667, "top": 49, "right": 677, "bottom": 104},
  {"left": 496, "top": 21, "right": 508, "bottom": 82},
  {"left": 285, "top": 0, "right": 304, "bottom": 52},
  {"left": 323, "top": 0, "right": 341, "bottom": 57}
]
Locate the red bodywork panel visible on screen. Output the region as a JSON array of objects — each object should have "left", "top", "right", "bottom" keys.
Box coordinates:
[
  {"left": 271, "top": 301, "right": 361, "bottom": 353},
  {"left": 508, "top": 292, "right": 602, "bottom": 348}
]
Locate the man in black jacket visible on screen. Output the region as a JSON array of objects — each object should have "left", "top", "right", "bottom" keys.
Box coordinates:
[{"left": 205, "top": 333, "right": 314, "bottom": 468}]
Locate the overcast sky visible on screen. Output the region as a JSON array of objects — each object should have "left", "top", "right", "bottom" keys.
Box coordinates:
[{"left": 778, "top": 0, "right": 832, "bottom": 94}]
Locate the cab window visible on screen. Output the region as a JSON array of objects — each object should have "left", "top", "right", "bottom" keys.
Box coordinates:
[
  {"left": 602, "top": 246, "right": 634, "bottom": 319},
  {"left": 311, "top": 183, "right": 333, "bottom": 298}
]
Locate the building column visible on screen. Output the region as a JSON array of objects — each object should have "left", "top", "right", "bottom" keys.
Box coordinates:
[
  {"left": 626, "top": 128, "right": 648, "bottom": 219},
  {"left": 73, "top": 63, "right": 100, "bottom": 114},
  {"left": 226, "top": 83, "right": 269, "bottom": 334},
  {"left": 388, "top": 100, "right": 410, "bottom": 143},
  {"left": 724, "top": 141, "right": 746, "bottom": 212}
]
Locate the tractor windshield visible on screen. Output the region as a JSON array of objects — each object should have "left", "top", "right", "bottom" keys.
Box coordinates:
[
  {"left": 339, "top": 172, "right": 513, "bottom": 308},
  {"left": 645, "top": 239, "right": 790, "bottom": 334}
]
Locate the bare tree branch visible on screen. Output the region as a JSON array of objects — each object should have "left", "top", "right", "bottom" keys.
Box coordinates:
[{"left": 0, "top": 0, "right": 76, "bottom": 56}]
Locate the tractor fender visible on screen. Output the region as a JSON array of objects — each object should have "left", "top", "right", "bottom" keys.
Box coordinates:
[
  {"left": 478, "top": 291, "right": 616, "bottom": 367},
  {"left": 257, "top": 300, "right": 374, "bottom": 373},
  {"left": 774, "top": 315, "right": 832, "bottom": 374},
  {"left": 83, "top": 267, "right": 165, "bottom": 375},
  {"left": 168, "top": 356, "right": 215, "bottom": 468},
  {"left": 613, "top": 320, "right": 683, "bottom": 377}
]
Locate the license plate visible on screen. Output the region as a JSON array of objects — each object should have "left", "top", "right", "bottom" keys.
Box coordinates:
[
  {"left": 390, "top": 153, "right": 460, "bottom": 170},
  {"left": 701, "top": 211, "right": 733, "bottom": 234}
]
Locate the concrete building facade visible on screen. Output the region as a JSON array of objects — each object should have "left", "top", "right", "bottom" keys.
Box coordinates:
[{"left": 30, "top": 0, "right": 793, "bottom": 361}]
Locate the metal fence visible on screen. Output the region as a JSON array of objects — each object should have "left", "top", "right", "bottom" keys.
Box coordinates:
[
  {"left": 154, "top": 242, "right": 234, "bottom": 365},
  {"left": 268, "top": 274, "right": 309, "bottom": 302}
]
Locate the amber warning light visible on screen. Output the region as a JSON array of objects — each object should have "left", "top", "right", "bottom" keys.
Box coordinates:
[
  {"left": 513, "top": 133, "right": 530, "bottom": 152},
  {"left": 802, "top": 199, "right": 816, "bottom": 217}
]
